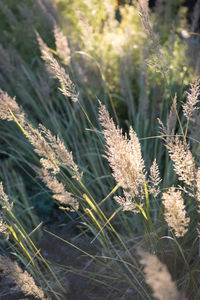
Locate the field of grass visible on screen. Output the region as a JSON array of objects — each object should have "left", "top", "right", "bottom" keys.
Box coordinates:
[{"left": 0, "top": 0, "right": 200, "bottom": 299}]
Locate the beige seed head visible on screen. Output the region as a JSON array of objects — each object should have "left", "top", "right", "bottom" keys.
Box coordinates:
[
  {"left": 139, "top": 250, "right": 185, "bottom": 300},
  {"left": 182, "top": 78, "right": 200, "bottom": 121},
  {"left": 0, "top": 89, "right": 26, "bottom": 125},
  {"left": 196, "top": 168, "right": 200, "bottom": 214},
  {"left": 99, "top": 102, "right": 145, "bottom": 198},
  {"left": 37, "top": 168, "right": 79, "bottom": 211},
  {"left": 0, "top": 255, "right": 46, "bottom": 299},
  {"left": 54, "top": 25, "right": 71, "bottom": 65},
  {"left": 149, "top": 159, "right": 162, "bottom": 197},
  {"left": 166, "top": 136, "right": 196, "bottom": 187},
  {"left": 37, "top": 33, "right": 78, "bottom": 102},
  {"left": 162, "top": 187, "right": 190, "bottom": 237}
]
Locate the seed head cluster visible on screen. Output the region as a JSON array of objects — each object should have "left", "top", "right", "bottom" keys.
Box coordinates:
[
  {"left": 149, "top": 159, "right": 162, "bottom": 198},
  {"left": 0, "top": 89, "right": 25, "bottom": 125},
  {"left": 162, "top": 187, "right": 190, "bottom": 237},
  {"left": 0, "top": 182, "right": 12, "bottom": 210},
  {"left": 37, "top": 33, "right": 78, "bottom": 102},
  {"left": 139, "top": 250, "right": 184, "bottom": 300},
  {"left": 54, "top": 25, "right": 71, "bottom": 65},
  {"left": 166, "top": 136, "right": 196, "bottom": 187},
  {"left": 196, "top": 168, "right": 200, "bottom": 214},
  {"left": 39, "top": 124, "right": 80, "bottom": 176},
  {"left": 99, "top": 102, "right": 145, "bottom": 211},
  {"left": 38, "top": 168, "right": 79, "bottom": 210},
  {"left": 114, "top": 191, "right": 138, "bottom": 212},
  {"left": 0, "top": 255, "right": 46, "bottom": 299},
  {"left": 0, "top": 91, "right": 80, "bottom": 210},
  {"left": 182, "top": 78, "right": 200, "bottom": 121}
]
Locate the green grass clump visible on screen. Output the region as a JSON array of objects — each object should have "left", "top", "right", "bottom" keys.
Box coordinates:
[{"left": 0, "top": 0, "right": 200, "bottom": 299}]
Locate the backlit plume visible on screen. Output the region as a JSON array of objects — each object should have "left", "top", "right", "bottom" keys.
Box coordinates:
[
  {"left": 99, "top": 102, "right": 145, "bottom": 211},
  {"left": 139, "top": 250, "right": 184, "bottom": 300},
  {"left": 162, "top": 187, "right": 190, "bottom": 237}
]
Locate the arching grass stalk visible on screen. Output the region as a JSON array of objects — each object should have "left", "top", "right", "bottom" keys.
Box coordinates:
[{"left": 44, "top": 229, "right": 151, "bottom": 299}]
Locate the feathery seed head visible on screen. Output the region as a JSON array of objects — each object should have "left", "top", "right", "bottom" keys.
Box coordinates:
[
  {"left": 54, "top": 25, "right": 71, "bottom": 65},
  {"left": 162, "top": 187, "right": 190, "bottom": 237},
  {"left": 0, "top": 217, "right": 7, "bottom": 235},
  {"left": 27, "top": 124, "right": 60, "bottom": 174},
  {"left": 0, "top": 89, "right": 26, "bottom": 125},
  {"left": 0, "top": 89, "right": 79, "bottom": 176},
  {"left": 196, "top": 168, "right": 200, "bottom": 214},
  {"left": 38, "top": 124, "right": 80, "bottom": 176},
  {"left": 0, "top": 255, "right": 46, "bottom": 299},
  {"left": 0, "top": 183, "right": 12, "bottom": 238},
  {"left": 27, "top": 124, "right": 80, "bottom": 177},
  {"left": 166, "top": 136, "right": 196, "bottom": 187},
  {"left": 138, "top": 0, "right": 169, "bottom": 73},
  {"left": 139, "top": 250, "right": 184, "bottom": 300},
  {"left": 149, "top": 159, "right": 162, "bottom": 197},
  {"left": 99, "top": 102, "right": 145, "bottom": 203},
  {"left": 0, "top": 182, "right": 13, "bottom": 210},
  {"left": 38, "top": 168, "right": 79, "bottom": 210},
  {"left": 114, "top": 191, "right": 140, "bottom": 212},
  {"left": 138, "top": 0, "right": 160, "bottom": 53},
  {"left": 37, "top": 33, "right": 78, "bottom": 102},
  {"left": 182, "top": 78, "right": 200, "bottom": 121}
]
